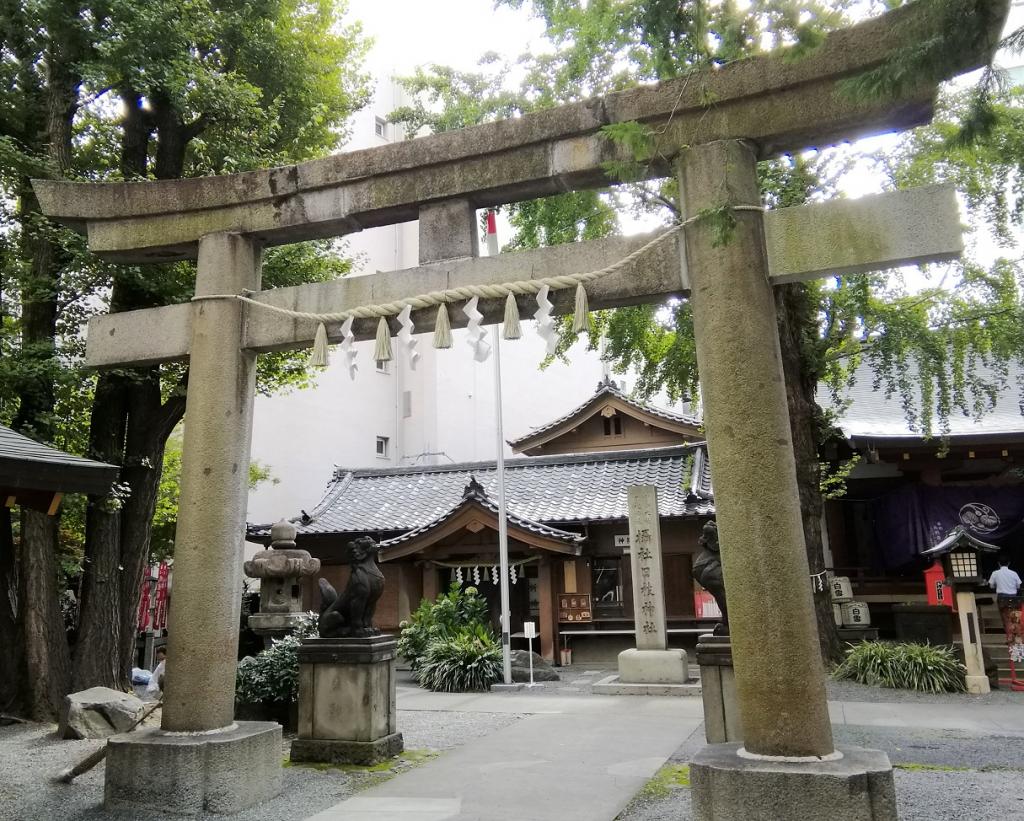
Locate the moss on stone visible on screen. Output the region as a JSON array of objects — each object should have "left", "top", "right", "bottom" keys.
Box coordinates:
[
  {"left": 636, "top": 764, "right": 692, "bottom": 799},
  {"left": 894, "top": 763, "right": 970, "bottom": 772},
  {"left": 283, "top": 748, "right": 439, "bottom": 775}
]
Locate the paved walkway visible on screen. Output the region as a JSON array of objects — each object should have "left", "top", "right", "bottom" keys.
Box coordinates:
[
  {"left": 304, "top": 680, "right": 1024, "bottom": 821},
  {"left": 307, "top": 684, "right": 705, "bottom": 821}
]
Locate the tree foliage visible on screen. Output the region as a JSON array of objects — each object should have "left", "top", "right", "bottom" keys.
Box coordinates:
[{"left": 0, "top": 0, "right": 370, "bottom": 716}]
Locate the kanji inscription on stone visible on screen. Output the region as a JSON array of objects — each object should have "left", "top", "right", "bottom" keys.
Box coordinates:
[{"left": 627, "top": 485, "right": 667, "bottom": 651}]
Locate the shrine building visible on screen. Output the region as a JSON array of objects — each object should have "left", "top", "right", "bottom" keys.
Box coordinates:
[
  {"left": 249, "top": 367, "right": 1024, "bottom": 670},
  {"left": 249, "top": 377, "right": 718, "bottom": 663}
]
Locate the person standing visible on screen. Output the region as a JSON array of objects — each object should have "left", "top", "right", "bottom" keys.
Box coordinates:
[{"left": 990, "top": 558, "right": 1023, "bottom": 671}]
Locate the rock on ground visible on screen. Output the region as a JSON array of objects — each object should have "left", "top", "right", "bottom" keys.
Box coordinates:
[
  {"left": 58, "top": 687, "right": 146, "bottom": 739},
  {"left": 510, "top": 650, "right": 559, "bottom": 682}
]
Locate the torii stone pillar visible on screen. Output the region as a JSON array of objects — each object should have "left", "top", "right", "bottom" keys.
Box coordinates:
[
  {"left": 106, "top": 233, "right": 283, "bottom": 815},
  {"left": 681, "top": 142, "right": 894, "bottom": 818},
  {"left": 162, "top": 232, "right": 261, "bottom": 731},
  {"left": 680, "top": 141, "right": 831, "bottom": 757}
]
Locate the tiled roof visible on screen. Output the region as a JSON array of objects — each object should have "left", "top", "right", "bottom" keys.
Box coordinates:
[
  {"left": 819, "top": 360, "right": 1024, "bottom": 441},
  {"left": 0, "top": 424, "right": 119, "bottom": 495},
  {"left": 379, "top": 478, "right": 586, "bottom": 550},
  {"left": 508, "top": 377, "right": 701, "bottom": 449},
  {"left": 249, "top": 444, "right": 714, "bottom": 538}
]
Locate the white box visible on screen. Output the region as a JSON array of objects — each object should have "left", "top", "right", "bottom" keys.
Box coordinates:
[
  {"left": 830, "top": 576, "right": 853, "bottom": 602},
  {"left": 841, "top": 601, "right": 871, "bottom": 627}
]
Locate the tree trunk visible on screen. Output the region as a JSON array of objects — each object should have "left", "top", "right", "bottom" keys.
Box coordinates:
[
  {"left": 19, "top": 511, "right": 72, "bottom": 720},
  {"left": 0, "top": 506, "right": 24, "bottom": 713},
  {"left": 775, "top": 282, "right": 843, "bottom": 664},
  {"left": 9, "top": 29, "right": 82, "bottom": 717},
  {"left": 74, "top": 373, "right": 128, "bottom": 691},
  {"left": 73, "top": 86, "right": 197, "bottom": 689}
]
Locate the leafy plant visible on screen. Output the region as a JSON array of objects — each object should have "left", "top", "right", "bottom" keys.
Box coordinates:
[
  {"left": 235, "top": 613, "right": 318, "bottom": 705},
  {"left": 417, "top": 624, "right": 503, "bottom": 693},
  {"left": 397, "top": 583, "right": 492, "bottom": 674},
  {"left": 834, "top": 641, "right": 966, "bottom": 694}
]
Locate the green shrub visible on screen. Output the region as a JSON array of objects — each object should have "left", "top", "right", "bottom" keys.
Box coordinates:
[
  {"left": 834, "top": 641, "right": 966, "bottom": 694},
  {"left": 236, "top": 613, "right": 318, "bottom": 704},
  {"left": 417, "top": 624, "right": 503, "bottom": 692},
  {"left": 397, "top": 583, "right": 491, "bottom": 674}
]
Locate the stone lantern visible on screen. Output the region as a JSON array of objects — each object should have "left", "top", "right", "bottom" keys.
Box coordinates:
[
  {"left": 920, "top": 526, "right": 1000, "bottom": 694},
  {"left": 244, "top": 519, "right": 321, "bottom": 644}
]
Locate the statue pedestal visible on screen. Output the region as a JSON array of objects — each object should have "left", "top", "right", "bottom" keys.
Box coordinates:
[
  {"left": 696, "top": 633, "right": 742, "bottom": 743},
  {"left": 290, "top": 636, "right": 403, "bottom": 766}
]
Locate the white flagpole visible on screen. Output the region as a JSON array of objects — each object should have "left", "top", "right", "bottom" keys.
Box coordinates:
[{"left": 487, "top": 209, "right": 513, "bottom": 686}]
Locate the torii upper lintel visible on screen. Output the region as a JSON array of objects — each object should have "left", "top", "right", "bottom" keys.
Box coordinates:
[{"left": 31, "top": 0, "right": 1006, "bottom": 263}]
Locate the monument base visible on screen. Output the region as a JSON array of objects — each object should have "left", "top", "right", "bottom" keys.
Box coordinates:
[
  {"left": 291, "top": 732, "right": 404, "bottom": 765},
  {"left": 291, "top": 635, "right": 402, "bottom": 766},
  {"left": 591, "top": 674, "right": 701, "bottom": 696},
  {"left": 618, "top": 647, "right": 689, "bottom": 684},
  {"left": 104, "top": 721, "right": 282, "bottom": 816},
  {"left": 691, "top": 743, "right": 897, "bottom": 821}
]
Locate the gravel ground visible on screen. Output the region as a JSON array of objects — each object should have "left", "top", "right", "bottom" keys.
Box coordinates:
[
  {"left": 827, "top": 677, "right": 1024, "bottom": 705},
  {"left": 398, "top": 663, "right": 620, "bottom": 696},
  {"left": 0, "top": 708, "right": 522, "bottom": 821},
  {"left": 615, "top": 723, "right": 1024, "bottom": 821}
]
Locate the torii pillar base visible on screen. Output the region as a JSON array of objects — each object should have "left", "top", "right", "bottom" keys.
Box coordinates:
[
  {"left": 104, "top": 721, "right": 282, "bottom": 816},
  {"left": 691, "top": 743, "right": 897, "bottom": 821}
]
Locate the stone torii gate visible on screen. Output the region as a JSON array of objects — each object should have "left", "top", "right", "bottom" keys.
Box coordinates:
[{"left": 34, "top": 2, "right": 1006, "bottom": 816}]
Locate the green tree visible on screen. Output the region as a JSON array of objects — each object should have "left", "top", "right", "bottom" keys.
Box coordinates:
[
  {"left": 391, "top": 0, "right": 1024, "bottom": 661},
  {"left": 0, "top": 0, "right": 369, "bottom": 717}
]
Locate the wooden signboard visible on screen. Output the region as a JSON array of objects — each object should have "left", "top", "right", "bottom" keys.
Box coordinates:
[{"left": 558, "top": 593, "right": 593, "bottom": 623}]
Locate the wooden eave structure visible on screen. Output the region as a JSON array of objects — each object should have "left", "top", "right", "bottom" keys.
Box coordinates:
[
  {"left": 379, "top": 482, "right": 585, "bottom": 562},
  {"left": 509, "top": 381, "right": 702, "bottom": 455},
  {"left": 0, "top": 424, "right": 119, "bottom": 514},
  {"left": 920, "top": 526, "right": 1001, "bottom": 558}
]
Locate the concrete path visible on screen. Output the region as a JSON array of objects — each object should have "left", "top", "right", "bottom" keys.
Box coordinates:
[
  {"left": 306, "top": 684, "right": 1024, "bottom": 821},
  {"left": 307, "top": 688, "right": 705, "bottom": 821}
]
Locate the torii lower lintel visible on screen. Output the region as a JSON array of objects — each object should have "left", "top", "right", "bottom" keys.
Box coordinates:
[{"left": 84, "top": 184, "right": 962, "bottom": 369}]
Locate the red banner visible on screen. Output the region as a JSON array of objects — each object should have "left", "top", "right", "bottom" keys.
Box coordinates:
[
  {"left": 154, "top": 563, "right": 169, "bottom": 631},
  {"left": 137, "top": 570, "right": 151, "bottom": 632}
]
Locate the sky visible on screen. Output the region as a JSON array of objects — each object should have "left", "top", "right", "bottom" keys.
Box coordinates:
[
  {"left": 341, "top": 0, "right": 1024, "bottom": 270},
  {"left": 345, "top": 0, "right": 546, "bottom": 77}
]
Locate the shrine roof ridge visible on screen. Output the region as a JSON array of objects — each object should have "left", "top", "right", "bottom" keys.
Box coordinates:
[
  {"left": 330, "top": 442, "right": 706, "bottom": 479},
  {"left": 247, "top": 443, "right": 713, "bottom": 538}
]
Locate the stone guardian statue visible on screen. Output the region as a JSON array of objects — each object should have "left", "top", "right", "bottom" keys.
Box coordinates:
[{"left": 692, "top": 519, "right": 729, "bottom": 635}]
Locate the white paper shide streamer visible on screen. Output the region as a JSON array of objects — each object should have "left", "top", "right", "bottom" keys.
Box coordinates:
[
  {"left": 397, "top": 305, "right": 420, "bottom": 370},
  {"left": 339, "top": 316, "right": 358, "bottom": 380},
  {"left": 534, "top": 284, "right": 557, "bottom": 355},
  {"left": 463, "top": 296, "right": 491, "bottom": 362}
]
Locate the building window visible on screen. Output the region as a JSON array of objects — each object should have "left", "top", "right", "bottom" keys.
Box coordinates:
[
  {"left": 376, "top": 358, "right": 390, "bottom": 374},
  {"left": 592, "top": 557, "right": 623, "bottom": 609},
  {"left": 374, "top": 117, "right": 387, "bottom": 139},
  {"left": 602, "top": 415, "right": 622, "bottom": 436},
  {"left": 375, "top": 436, "right": 389, "bottom": 458}
]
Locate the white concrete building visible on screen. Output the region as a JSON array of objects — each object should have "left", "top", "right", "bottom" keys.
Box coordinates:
[{"left": 245, "top": 77, "right": 669, "bottom": 525}]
